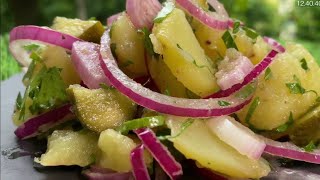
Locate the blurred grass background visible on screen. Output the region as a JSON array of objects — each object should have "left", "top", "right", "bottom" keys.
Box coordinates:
[{"left": 1, "top": 0, "right": 319, "bottom": 81}]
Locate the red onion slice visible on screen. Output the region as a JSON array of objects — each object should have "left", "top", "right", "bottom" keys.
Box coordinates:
[
  {"left": 107, "top": 12, "right": 122, "bottom": 27},
  {"left": 263, "top": 137, "right": 320, "bottom": 164},
  {"left": 71, "top": 41, "right": 110, "bottom": 89},
  {"left": 130, "top": 145, "right": 151, "bottom": 180},
  {"left": 176, "top": 0, "right": 229, "bottom": 30},
  {"left": 84, "top": 165, "right": 133, "bottom": 180},
  {"left": 9, "top": 25, "right": 81, "bottom": 66},
  {"left": 100, "top": 30, "right": 253, "bottom": 117},
  {"left": 14, "top": 104, "right": 74, "bottom": 139},
  {"left": 263, "top": 36, "right": 286, "bottom": 53},
  {"left": 206, "top": 50, "right": 279, "bottom": 98},
  {"left": 134, "top": 128, "right": 183, "bottom": 180},
  {"left": 126, "top": 0, "right": 162, "bottom": 29},
  {"left": 207, "top": 0, "right": 229, "bottom": 18}
]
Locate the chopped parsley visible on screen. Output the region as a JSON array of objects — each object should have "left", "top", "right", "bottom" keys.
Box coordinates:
[
  {"left": 153, "top": 1, "right": 175, "bottom": 23},
  {"left": 275, "top": 112, "right": 294, "bottom": 132},
  {"left": 23, "top": 44, "right": 40, "bottom": 52},
  {"left": 15, "top": 93, "right": 23, "bottom": 110},
  {"left": 158, "top": 118, "right": 194, "bottom": 140},
  {"left": 222, "top": 30, "right": 238, "bottom": 50},
  {"left": 242, "top": 26, "right": 259, "bottom": 43},
  {"left": 303, "top": 141, "right": 318, "bottom": 152},
  {"left": 138, "top": 27, "right": 157, "bottom": 57},
  {"left": 286, "top": 75, "right": 306, "bottom": 94},
  {"left": 245, "top": 97, "right": 261, "bottom": 131},
  {"left": 232, "top": 21, "right": 241, "bottom": 34},
  {"left": 264, "top": 67, "right": 272, "bottom": 81},
  {"left": 300, "top": 58, "right": 309, "bottom": 71},
  {"left": 218, "top": 100, "right": 231, "bottom": 106}
]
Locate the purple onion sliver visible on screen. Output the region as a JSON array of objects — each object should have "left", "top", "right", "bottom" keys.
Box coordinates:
[
  {"left": 130, "top": 144, "right": 151, "bottom": 180},
  {"left": 14, "top": 104, "right": 73, "bottom": 139},
  {"left": 263, "top": 36, "right": 286, "bottom": 53},
  {"left": 135, "top": 128, "right": 183, "bottom": 180},
  {"left": 206, "top": 50, "right": 279, "bottom": 98},
  {"left": 84, "top": 167, "right": 133, "bottom": 180}
]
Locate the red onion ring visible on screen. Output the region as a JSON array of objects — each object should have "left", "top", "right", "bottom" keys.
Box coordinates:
[
  {"left": 126, "top": 0, "right": 162, "bottom": 29},
  {"left": 263, "top": 137, "right": 320, "bottom": 164},
  {"left": 99, "top": 30, "right": 253, "bottom": 117},
  {"left": 14, "top": 104, "right": 74, "bottom": 139},
  {"left": 134, "top": 128, "right": 183, "bottom": 180},
  {"left": 9, "top": 25, "right": 81, "bottom": 66},
  {"left": 176, "top": 0, "right": 229, "bottom": 30},
  {"left": 263, "top": 36, "right": 286, "bottom": 53},
  {"left": 207, "top": 0, "right": 229, "bottom": 18},
  {"left": 130, "top": 145, "right": 151, "bottom": 180},
  {"left": 206, "top": 50, "right": 279, "bottom": 98}
]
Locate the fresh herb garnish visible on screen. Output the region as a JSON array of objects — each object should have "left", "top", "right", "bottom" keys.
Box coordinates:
[
  {"left": 235, "top": 82, "right": 257, "bottom": 99},
  {"left": 222, "top": 30, "right": 238, "bottom": 50},
  {"left": 15, "top": 93, "right": 23, "bottom": 110},
  {"left": 245, "top": 97, "right": 260, "bottom": 130},
  {"left": 117, "top": 116, "right": 165, "bottom": 135},
  {"left": 218, "top": 100, "right": 231, "bottom": 106},
  {"left": 158, "top": 118, "right": 194, "bottom": 140},
  {"left": 232, "top": 21, "right": 241, "bottom": 34},
  {"left": 303, "top": 141, "right": 318, "bottom": 152},
  {"left": 286, "top": 75, "right": 306, "bottom": 94},
  {"left": 119, "top": 60, "right": 134, "bottom": 68},
  {"left": 153, "top": 1, "right": 175, "bottom": 23},
  {"left": 264, "top": 67, "right": 272, "bottom": 81},
  {"left": 138, "top": 27, "right": 157, "bottom": 57},
  {"left": 242, "top": 26, "right": 259, "bottom": 43},
  {"left": 23, "top": 44, "right": 40, "bottom": 52},
  {"left": 300, "top": 58, "right": 309, "bottom": 71},
  {"left": 275, "top": 112, "right": 294, "bottom": 132}
]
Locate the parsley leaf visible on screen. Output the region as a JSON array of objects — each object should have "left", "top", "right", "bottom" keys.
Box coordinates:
[
  {"left": 300, "top": 58, "right": 309, "bottom": 71},
  {"left": 15, "top": 93, "right": 23, "bottom": 110},
  {"left": 232, "top": 21, "right": 241, "bottom": 34},
  {"left": 264, "top": 67, "right": 272, "bottom": 81},
  {"left": 158, "top": 118, "right": 194, "bottom": 140},
  {"left": 222, "top": 31, "right": 238, "bottom": 50},
  {"left": 218, "top": 101, "right": 231, "bottom": 106},
  {"left": 275, "top": 112, "right": 294, "bottom": 132},
  {"left": 23, "top": 44, "right": 40, "bottom": 52},
  {"left": 154, "top": 1, "right": 175, "bottom": 23},
  {"left": 242, "top": 27, "right": 259, "bottom": 43},
  {"left": 28, "top": 67, "right": 68, "bottom": 114},
  {"left": 286, "top": 75, "right": 306, "bottom": 94},
  {"left": 138, "top": 27, "right": 156, "bottom": 57},
  {"left": 245, "top": 97, "right": 260, "bottom": 130},
  {"left": 303, "top": 141, "right": 318, "bottom": 152}
]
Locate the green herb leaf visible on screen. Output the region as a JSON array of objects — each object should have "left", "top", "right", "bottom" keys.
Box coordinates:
[
  {"left": 222, "top": 31, "right": 238, "bottom": 50},
  {"left": 218, "top": 100, "right": 231, "bottom": 106},
  {"left": 300, "top": 58, "right": 309, "bottom": 71},
  {"left": 286, "top": 76, "right": 306, "bottom": 94},
  {"left": 245, "top": 97, "right": 260, "bottom": 129},
  {"left": 303, "top": 141, "right": 318, "bottom": 152},
  {"left": 119, "top": 60, "right": 134, "bottom": 68},
  {"left": 158, "top": 118, "right": 194, "bottom": 140},
  {"left": 264, "top": 67, "right": 272, "bottom": 81},
  {"left": 138, "top": 27, "right": 156, "bottom": 56},
  {"left": 23, "top": 44, "right": 40, "bottom": 52},
  {"left": 232, "top": 21, "right": 241, "bottom": 34},
  {"left": 117, "top": 116, "right": 165, "bottom": 135},
  {"left": 275, "top": 112, "right": 294, "bottom": 132},
  {"left": 235, "top": 82, "right": 257, "bottom": 99},
  {"left": 154, "top": 2, "right": 175, "bottom": 23},
  {"left": 242, "top": 27, "right": 259, "bottom": 43},
  {"left": 15, "top": 93, "right": 23, "bottom": 110},
  {"left": 28, "top": 67, "right": 68, "bottom": 114}
]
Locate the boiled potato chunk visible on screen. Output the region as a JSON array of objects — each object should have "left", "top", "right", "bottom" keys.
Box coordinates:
[
  {"left": 35, "top": 130, "right": 98, "bottom": 167},
  {"left": 51, "top": 16, "right": 104, "bottom": 43},
  {"left": 67, "top": 85, "right": 136, "bottom": 132},
  {"left": 166, "top": 117, "right": 270, "bottom": 178},
  {"left": 237, "top": 43, "right": 320, "bottom": 130},
  {"left": 97, "top": 129, "right": 152, "bottom": 172},
  {"left": 152, "top": 9, "right": 219, "bottom": 97},
  {"left": 111, "top": 13, "right": 148, "bottom": 78},
  {"left": 42, "top": 46, "right": 81, "bottom": 86},
  {"left": 147, "top": 55, "right": 198, "bottom": 98}
]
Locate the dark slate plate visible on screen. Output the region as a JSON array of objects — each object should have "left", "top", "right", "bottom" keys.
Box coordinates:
[{"left": 1, "top": 73, "right": 320, "bottom": 180}]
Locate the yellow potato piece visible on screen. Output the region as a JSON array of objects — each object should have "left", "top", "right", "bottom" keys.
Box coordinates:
[
  {"left": 153, "top": 9, "right": 219, "bottom": 97},
  {"left": 166, "top": 117, "right": 270, "bottom": 179}
]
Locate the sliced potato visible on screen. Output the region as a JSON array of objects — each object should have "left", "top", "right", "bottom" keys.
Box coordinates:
[
  {"left": 111, "top": 13, "right": 148, "bottom": 78},
  {"left": 51, "top": 16, "right": 104, "bottom": 43},
  {"left": 152, "top": 9, "right": 219, "bottom": 97},
  {"left": 67, "top": 85, "right": 136, "bottom": 132},
  {"left": 97, "top": 129, "right": 152, "bottom": 172},
  {"left": 166, "top": 117, "right": 270, "bottom": 178},
  {"left": 35, "top": 130, "right": 98, "bottom": 167},
  {"left": 237, "top": 43, "right": 320, "bottom": 130}
]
